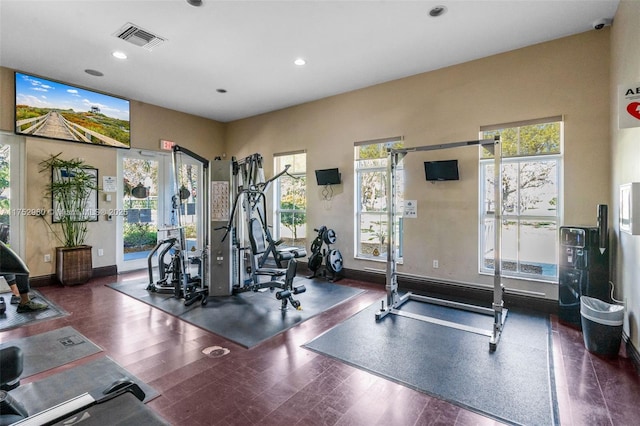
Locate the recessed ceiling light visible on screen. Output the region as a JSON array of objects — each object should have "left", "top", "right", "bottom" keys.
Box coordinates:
[
  {"left": 294, "top": 58, "right": 306, "bottom": 66},
  {"left": 429, "top": 5, "right": 448, "bottom": 17},
  {"left": 112, "top": 51, "right": 127, "bottom": 60},
  {"left": 85, "top": 69, "right": 104, "bottom": 77}
]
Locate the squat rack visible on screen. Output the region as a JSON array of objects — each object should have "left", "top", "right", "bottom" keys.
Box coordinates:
[{"left": 375, "top": 136, "right": 507, "bottom": 351}]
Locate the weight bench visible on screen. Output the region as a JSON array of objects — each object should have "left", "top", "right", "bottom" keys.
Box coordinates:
[{"left": 234, "top": 256, "right": 306, "bottom": 310}]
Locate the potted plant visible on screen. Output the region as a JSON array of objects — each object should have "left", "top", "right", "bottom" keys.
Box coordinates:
[{"left": 39, "top": 153, "right": 99, "bottom": 285}]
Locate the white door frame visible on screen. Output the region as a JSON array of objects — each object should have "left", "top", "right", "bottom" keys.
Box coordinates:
[
  {"left": 0, "top": 131, "right": 26, "bottom": 258},
  {"left": 116, "top": 149, "right": 171, "bottom": 272}
]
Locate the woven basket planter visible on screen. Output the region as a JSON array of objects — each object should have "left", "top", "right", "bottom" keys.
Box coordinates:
[{"left": 56, "top": 245, "right": 93, "bottom": 286}]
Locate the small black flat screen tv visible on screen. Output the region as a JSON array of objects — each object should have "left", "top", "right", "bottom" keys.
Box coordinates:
[
  {"left": 424, "top": 160, "right": 459, "bottom": 181},
  {"left": 14, "top": 72, "right": 131, "bottom": 149},
  {"left": 315, "top": 168, "right": 341, "bottom": 185}
]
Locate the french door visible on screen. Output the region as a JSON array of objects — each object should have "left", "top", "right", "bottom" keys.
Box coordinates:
[{"left": 117, "top": 149, "right": 203, "bottom": 273}]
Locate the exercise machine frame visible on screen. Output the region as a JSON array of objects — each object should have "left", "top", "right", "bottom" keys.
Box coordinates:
[
  {"left": 211, "top": 153, "right": 307, "bottom": 308},
  {"left": 375, "top": 137, "right": 508, "bottom": 351},
  {"left": 145, "top": 145, "right": 210, "bottom": 306}
]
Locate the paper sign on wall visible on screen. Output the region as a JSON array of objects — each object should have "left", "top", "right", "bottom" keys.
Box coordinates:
[
  {"left": 404, "top": 200, "right": 417, "bottom": 218},
  {"left": 619, "top": 82, "right": 640, "bottom": 129},
  {"left": 103, "top": 176, "right": 117, "bottom": 192}
]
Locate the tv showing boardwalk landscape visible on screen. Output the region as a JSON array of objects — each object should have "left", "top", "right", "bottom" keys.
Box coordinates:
[{"left": 14, "top": 72, "right": 130, "bottom": 148}]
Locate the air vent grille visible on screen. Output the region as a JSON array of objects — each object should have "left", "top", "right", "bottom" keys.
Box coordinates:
[{"left": 114, "top": 23, "right": 165, "bottom": 51}]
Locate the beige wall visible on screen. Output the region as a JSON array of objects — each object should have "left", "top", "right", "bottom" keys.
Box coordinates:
[
  {"left": 226, "top": 30, "right": 611, "bottom": 299},
  {"left": 611, "top": 0, "right": 640, "bottom": 347},
  {"left": 0, "top": 66, "right": 225, "bottom": 277},
  {"left": 0, "top": 28, "right": 614, "bottom": 302}
]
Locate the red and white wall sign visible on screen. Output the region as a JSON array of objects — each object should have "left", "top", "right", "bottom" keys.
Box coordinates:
[{"left": 620, "top": 82, "right": 640, "bottom": 129}]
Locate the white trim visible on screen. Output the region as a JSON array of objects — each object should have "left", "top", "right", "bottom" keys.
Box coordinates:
[
  {"left": 272, "top": 152, "right": 307, "bottom": 242},
  {"left": 478, "top": 120, "right": 562, "bottom": 283},
  {"left": 480, "top": 115, "right": 564, "bottom": 132},
  {"left": 117, "top": 149, "right": 174, "bottom": 272},
  {"left": 354, "top": 135, "right": 403, "bottom": 147},
  {"left": 274, "top": 149, "right": 306, "bottom": 157}
]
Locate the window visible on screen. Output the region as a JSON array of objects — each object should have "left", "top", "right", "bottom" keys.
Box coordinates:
[
  {"left": 273, "top": 151, "right": 307, "bottom": 248},
  {"left": 480, "top": 117, "right": 562, "bottom": 281},
  {"left": 354, "top": 137, "right": 404, "bottom": 259},
  {"left": 0, "top": 132, "right": 25, "bottom": 257}
]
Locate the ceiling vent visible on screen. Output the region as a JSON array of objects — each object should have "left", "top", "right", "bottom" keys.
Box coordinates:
[{"left": 113, "top": 22, "right": 166, "bottom": 51}]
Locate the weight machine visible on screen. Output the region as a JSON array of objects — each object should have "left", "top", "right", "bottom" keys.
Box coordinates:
[
  {"left": 375, "top": 137, "right": 508, "bottom": 352},
  {"left": 145, "top": 145, "right": 209, "bottom": 307},
  {"left": 209, "top": 153, "right": 307, "bottom": 309}
]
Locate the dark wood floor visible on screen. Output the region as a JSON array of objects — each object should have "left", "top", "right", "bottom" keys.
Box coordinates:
[{"left": 1, "top": 271, "right": 639, "bottom": 425}]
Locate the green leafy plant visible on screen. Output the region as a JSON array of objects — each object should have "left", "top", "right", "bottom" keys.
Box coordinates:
[
  {"left": 39, "top": 153, "right": 99, "bottom": 247},
  {"left": 123, "top": 222, "right": 157, "bottom": 250}
]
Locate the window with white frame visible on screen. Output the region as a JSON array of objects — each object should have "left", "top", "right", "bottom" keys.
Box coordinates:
[
  {"left": 354, "top": 137, "right": 404, "bottom": 259},
  {"left": 479, "top": 116, "right": 562, "bottom": 281},
  {"left": 273, "top": 151, "right": 307, "bottom": 248}
]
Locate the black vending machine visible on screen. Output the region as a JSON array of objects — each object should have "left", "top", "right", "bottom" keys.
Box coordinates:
[{"left": 558, "top": 205, "right": 610, "bottom": 327}]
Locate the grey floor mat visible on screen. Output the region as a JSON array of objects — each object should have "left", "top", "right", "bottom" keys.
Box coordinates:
[
  {"left": 108, "top": 277, "right": 364, "bottom": 347},
  {"left": 304, "top": 300, "right": 558, "bottom": 426},
  {"left": 0, "top": 289, "right": 67, "bottom": 332},
  {"left": 0, "top": 325, "right": 102, "bottom": 377}
]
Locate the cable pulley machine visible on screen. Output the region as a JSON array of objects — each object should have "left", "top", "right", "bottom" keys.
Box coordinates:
[
  {"left": 375, "top": 136, "right": 507, "bottom": 351},
  {"left": 145, "top": 145, "right": 210, "bottom": 306},
  {"left": 209, "top": 153, "right": 307, "bottom": 309}
]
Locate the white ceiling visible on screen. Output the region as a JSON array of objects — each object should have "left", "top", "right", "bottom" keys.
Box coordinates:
[{"left": 0, "top": 0, "right": 619, "bottom": 123}]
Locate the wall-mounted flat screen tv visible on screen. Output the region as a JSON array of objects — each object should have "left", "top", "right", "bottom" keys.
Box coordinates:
[
  {"left": 424, "top": 160, "right": 459, "bottom": 181},
  {"left": 315, "top": 168, "right": 341, "bottom": 185},
  {"left": 14, "top": 72, "right": 130, "bottom": 149}
]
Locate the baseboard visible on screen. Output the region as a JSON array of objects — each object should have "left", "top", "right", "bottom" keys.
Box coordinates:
[
  {"left": 93, "top": 265, "right": 118, "bottom": 278},
  {"left": 30, "top": 262, "right": 555, "bottom": 313},
  {"left": 30, "top": 265, "right": 118, "bottom": 287},
  {"left": 623, "top": 332, "right": 640, "bottom": 375},
  {"left": 400, "top": 275, "right": 557, "bottom": 314},
  {"left": 331, "top": 266, "right": 556, "bottom": 314}
]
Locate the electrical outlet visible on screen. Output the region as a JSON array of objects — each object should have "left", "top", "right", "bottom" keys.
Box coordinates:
[
  {"left": 44, "top": 254, "right": 51, "bottom": 263},
  {"left": 98, "top": 249, "right": 104, "bottom": 257},
  {"left": 433, "top": 260, "right": 439, "bottom": 269}
]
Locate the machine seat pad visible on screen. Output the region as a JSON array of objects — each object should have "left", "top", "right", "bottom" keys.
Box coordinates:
[
  {"left": 276, "top": 251, "right": 294, "bottom": 261},
  {"left": 276, "top": 247, "right": 307, "bottom": 259},
  {"left": 255, "top": 268, "right": 286, "bottom": 276}
]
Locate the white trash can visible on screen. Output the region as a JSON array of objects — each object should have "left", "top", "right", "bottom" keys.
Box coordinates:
[{"left": 580, "top": 296, "right": 624, "bottom": 356}]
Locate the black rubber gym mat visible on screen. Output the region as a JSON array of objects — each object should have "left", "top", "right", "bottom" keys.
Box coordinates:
[
  {"left": 0, "top": 325, "right": 102, "bottom": 377},
  {"left": 108, "top": 277, "right": 364, "bottom": 348},
  {"left": 304, "top": 300, "right": 559, "bottom": 426},
  {"left": 0, "top": 289, "right": 67, "bottom": 332}
]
